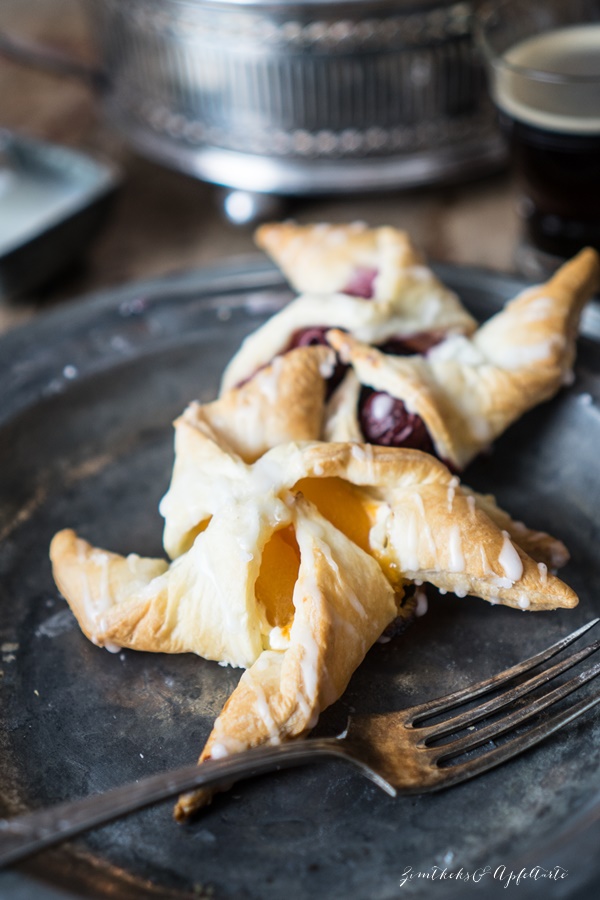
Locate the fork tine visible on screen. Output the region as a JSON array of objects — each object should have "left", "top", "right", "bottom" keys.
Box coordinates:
[
  {"left": 431, "top": 686, "right": 600, "bottom": 788},
  {"left": 432, "top": 659, "right": 600, "bottom": 762},
  {"left": 420, "top": 636, "right": 600, "bottom": 742},
  {"left": 405, "top": 618, "right": 600, "bottom": 726}
]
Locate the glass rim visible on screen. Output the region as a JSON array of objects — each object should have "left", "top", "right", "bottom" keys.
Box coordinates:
[{"left": 477, "top": 1, "right": 600, "bottom": 86}]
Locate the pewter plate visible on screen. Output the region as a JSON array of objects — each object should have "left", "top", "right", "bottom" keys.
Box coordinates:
[{"left": 1, "top": 260, "right": 600, "bottom": 900}]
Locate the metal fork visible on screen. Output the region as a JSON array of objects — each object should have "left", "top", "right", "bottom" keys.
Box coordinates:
[{"left": 2, "top": 618, "right": 600, "bottom": 869}]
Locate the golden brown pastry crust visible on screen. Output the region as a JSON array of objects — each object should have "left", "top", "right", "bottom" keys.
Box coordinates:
[
  {"left": 50, "top": 528, "right": 266, "bottom": 665},
  {"left": 199, "top": 345, "right": 332, "bottom": 463},
  {"left": 50, "top": 530, "right": 169, "bottom": 651},
  {"left": 326, "top": 248, "right": 600, "bottom": 470},
  {"left": 51, "top": 429, "right": 578, "bottom": 819},
  {"left": 221, "top": 223, "right": 476, "bottom": 393},
  {"left": 255, "top": 221, "right": 424, "bottom": 298},
  {"left": 157, "top": 416, "right": 578, "bottom": 613},
  {"left": 175, "top": 494, "right": 401, "bottom": 818},
  {"left": 460, "top": 488, "right": 569, "bottom": 571},
  {"left": 195, "top": 338, "right": 572, "bottom": 573}
]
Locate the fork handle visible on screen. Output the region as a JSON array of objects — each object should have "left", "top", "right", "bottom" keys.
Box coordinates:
[{"left": 0, "top": 739, "right": 345, "bottom": 869}]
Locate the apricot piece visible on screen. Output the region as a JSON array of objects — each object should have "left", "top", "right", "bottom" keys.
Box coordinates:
[
  {"left": 293, "top": 477, "right": 373, "bottom": 554},
  {"left": 255, "top": 526, "right": 299, "bottom": 629}
]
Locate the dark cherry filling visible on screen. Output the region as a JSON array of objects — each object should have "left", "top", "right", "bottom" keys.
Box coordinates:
[
  {"left": 376, "top": 330, "right": 446, "bottom": 357},
  {"left": 287, "top": 326, "right": 332, "bottom": 350},
  {"left": 359, "top": 387, "right": 435, "bottom": 452},
  {"left": 241, "top": 323, "right": 445, "bottom": 431},
  {"left": 342, "top": 266, "right": 378, "bottom": 299},
  {"left": 286, "top": 326, "right": 348, "bottom": 397}
]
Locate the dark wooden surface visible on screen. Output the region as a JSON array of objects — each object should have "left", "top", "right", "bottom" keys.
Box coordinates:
[{"left": 0, "top": 0, "right": 520, "bottom": 335}]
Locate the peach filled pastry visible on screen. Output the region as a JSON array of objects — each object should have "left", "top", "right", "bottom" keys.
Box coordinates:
[
  {"left": 324, "top": 247, "right": 600, "bottom": 470},
  {"left": 220, "top": 223, "right": 476, "bottom": 394},
  {"left": 51, "top": 423, "right": 577, "bottom": 819}
]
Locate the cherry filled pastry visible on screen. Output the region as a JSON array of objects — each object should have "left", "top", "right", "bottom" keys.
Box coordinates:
[
  {"left": 324, "top": 248, "right": 600, "bottom": 469},
  {"left": 221, "top": 222, "right": 476, "bottom": 394}
]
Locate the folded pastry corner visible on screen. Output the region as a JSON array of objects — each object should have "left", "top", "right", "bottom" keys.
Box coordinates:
[
  {"left": 221, "top": 222, "right": 476, "bottom": 394},
  {"left": 293, "top": 443, "right": 578, "bottom": 612},
  {"left": 461, "top": 488, "right": 570, "bottom": 571},
  {"left": 51, "top": 518, "right": 279, "bottom": 668},
  {"left": 197, "top": 344, "right": 332, "bottom": 463},
  {"left": 50, "top": 529, "right": 169, "bottom": 652},
  {"left": 174, "top": 494, "right": 402, "bottom": 819},
  {"left": 325, "top": 247, "right": 600, "bottom": 470},
  {"left": 255, "top": 220, "right": 425, "bottom": 299}
]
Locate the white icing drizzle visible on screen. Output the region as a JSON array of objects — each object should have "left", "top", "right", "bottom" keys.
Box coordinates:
[
  {"left": 519, "top": 295, "right": 556, "bottom": 321},
  {"left": 370, "top": 393, "right": 395, "bottom": 421},
  {"left": 518, "top": 596, "right": 531, "bottom": 609},
  {"left": 78, "top": 562, "right": 95, "bottom": 637},
  {"left": 368, "top": 502, "right": 392, "bottom": 556},
  {"left": 268, "top": 626, "right": 291, "bottom": 650},
  {"left": 537, "top": 562, "right": 548, "bottom": 584},
  {"left": 295, "top": 690, "right": 318, "bottom": 729},
  {"left": 209, "top": 742, "right": 229, "bottom": 760},
  {"left": 448, "top": 525, "right": 465, "bottom": 573},
  {"left": 411, "top": 492, "right": 438, "bottom": 561},
  {"left": 258, "top": 355, "right": 285, "bottom": 404},
  {"left": 319, "top": 350, "right": 337, "bottom": 380},
  {"left": 245, "top": 670, "right": 281, "bottom": 744},
  {"left": 446, "top": 476, "right": 459, "bottom": 513},
  {"left": 400, "top": 508, "right": 421, "bottom": 573},
  {"left": 489, "top": 576, "right": 514, "bottom": 590},
  {"left": 77, "top": 544, "right": 121, "bottom": 652},
  {"left": 294, "top": 616, "right": 321, "bottom": 705},
  {"left": 498, "top": 335, "right": 565, "bottom": 370},
  {"left": 186, "top": 535, "right": 247, "bottom": 642},
  {"left": 350, "top": 443, "right": 368, "bottom": 461},
  {"left": 498, "top": 531, "right": 523, "bottom": 583},
  {"left": 479, "top": 544, "right": 494, "bottom": 577},
  {"left": 428, "top": 334, "right": 486, "bottom": 366},
  {"left": 317, "top": 539, "right": 367, "bottom": 621},
  {"left": 415, "top": 588, "right": 428, "bottom": 617},
  {"left": 407, "top": 265, "right": 432, "bottom": 283}
]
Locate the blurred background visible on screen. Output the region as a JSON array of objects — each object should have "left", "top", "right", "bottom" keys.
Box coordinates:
[{"left": 0, "top": 0, "right": 519, "bottom": 333}]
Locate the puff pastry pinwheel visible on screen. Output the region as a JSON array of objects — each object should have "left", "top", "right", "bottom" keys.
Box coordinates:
[
  {"left": 220, "top": 222, "right": 476, "bottom": 393},
  {"left": 50, "top": 402, "right": 577, "bottom": 819},
  {"left": 325, "top": 247, "right": 600, "bottom": 471},
  {"left": 210, "top": 325, "right": 570, "bottom": 572}
]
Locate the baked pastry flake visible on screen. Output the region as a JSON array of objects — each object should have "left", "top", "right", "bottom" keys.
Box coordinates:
[
  {"left": 325, "top": 248, "right": 600, "bottom": 470},
  {"left": 51, "top": 432, "right": 577, "bottom": 818},
  {"left": 221, "top": 223, "right": 476, "bottom": 394}
]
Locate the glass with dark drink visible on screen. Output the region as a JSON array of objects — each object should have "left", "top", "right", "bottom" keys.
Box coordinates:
[{"left": 478, "top": 0, "right": 600, "bottom": 277}]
